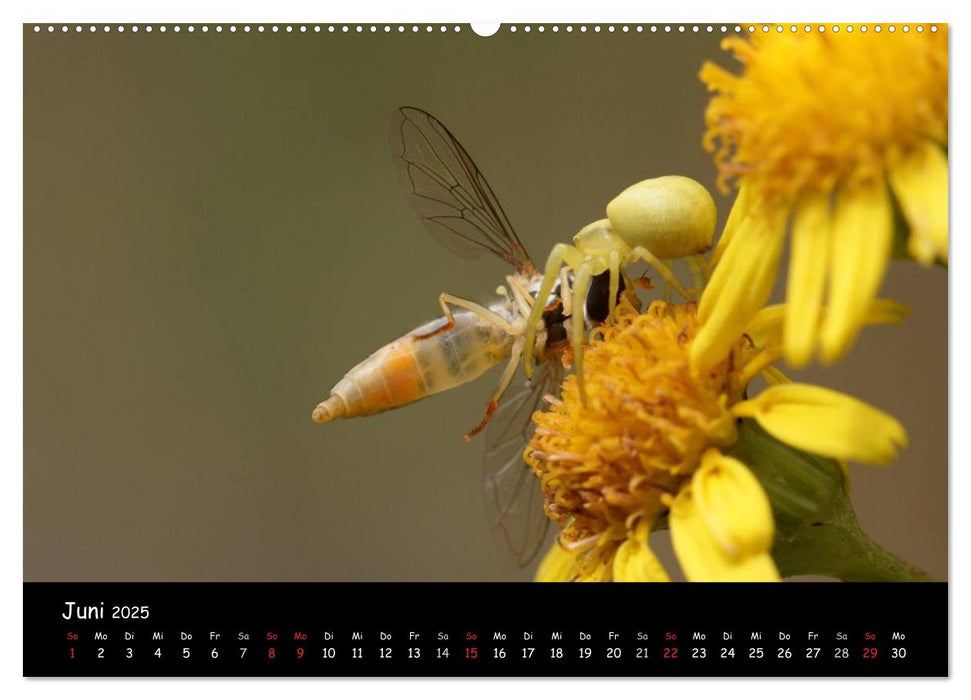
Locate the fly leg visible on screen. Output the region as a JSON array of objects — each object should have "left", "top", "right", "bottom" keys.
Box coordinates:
[
  {"left": 414, "top": 292, "right": 518, "bottom": 340},
  {"left": 505, "top": 275, "right": 536, "bottom": 320},
  {"left": 464, "top": 337, "right": 526, "bottom": 441}
]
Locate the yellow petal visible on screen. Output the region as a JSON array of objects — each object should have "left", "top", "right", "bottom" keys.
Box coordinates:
[
  {"left": 744, "top": 304, "right": 787, "bottom": 348},
  {"left": 669, "top": 482, "right": 780, "bottom": 582},
  {"left": 731, "top": 384, "right": 907, "bottom": 465},
  {"left": 692, "top": 449, "right": 775, "bottom": 557},
  {"left": 818, "top": 181, "right": 893, "bottom": 364},
  {"left": 784, "top": 193, "right": 831, "bottom": 367},
  {"left": 861, "top": 298, "right": 910, "bottom": 327},
  {"left": 746, "top": 298, "right": 909, "bottom": 350},
  {"left": 737, "top": 347, "right": 784, "bottom": 390},
  {"left": 707, "top": 181, "right": 754, "bottom": 271},
  {"left": 534, "top": 542, "right": 576, "bottom": 582},
  {"left": 573, "top": 551, "right": 614, "bottom": 582},
  {"left": 888, "top": 140, "right": 948, "bottom": 266},
  {"left": 699, "top": 185, "right": 764, "bottom": 322},
  {"left": 693, "top": 203, "right": 787, "bottom": 369},
  {"left": 761, "top": 365, "right": 790, "bottom": 386},
  {"left": 613, "top": 519, "right": 671, "bottom": 582}
]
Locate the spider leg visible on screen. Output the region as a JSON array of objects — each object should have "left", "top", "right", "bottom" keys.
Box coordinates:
[
  {"left": 571, "top": 262, "right": 594, "bottom": 406},
  {"left": 628, "top": 246, "right": 693, "bottom": 301},
  {"left": 688, "top": 254, "right": 708, "bottom": 287},
  {"left": 559, "top": 266, "right": 573, "bottom": 318},
  {"left": 523, "top": 243, "right": 582, "bottom": 379},
  {"left": 607, "top": 248, "right": 622, "bottom": 318}
]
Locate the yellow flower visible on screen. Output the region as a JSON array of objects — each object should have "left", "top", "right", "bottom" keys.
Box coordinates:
[
  {"left": 693, "top": 29, "right": 948, "bottom": 370},
  {"left": 528, "top": 299, "right": 906, "bottom": 582}
]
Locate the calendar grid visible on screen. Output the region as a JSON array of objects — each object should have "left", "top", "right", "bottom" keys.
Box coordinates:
[{"left": 24, "top": 582, "right": 947, "bottom": 677}]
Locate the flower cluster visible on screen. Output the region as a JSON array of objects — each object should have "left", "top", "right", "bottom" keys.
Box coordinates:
[
  {"left": 527, "top": 299, "right": 906, "bottom": 582},
  {"left": 694, "top": 29, "right": 947, "bottom": 370}
]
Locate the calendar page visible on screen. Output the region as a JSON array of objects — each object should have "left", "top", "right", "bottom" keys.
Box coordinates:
[{"left": 22, "top": 19, "right": 948, "bottom": 678}]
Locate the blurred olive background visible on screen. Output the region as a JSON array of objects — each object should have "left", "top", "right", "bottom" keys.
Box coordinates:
[{"left": 24, "top": 25, "right": 946, "bottom": 581}]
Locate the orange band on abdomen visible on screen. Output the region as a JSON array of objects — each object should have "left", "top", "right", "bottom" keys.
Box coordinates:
[{"left": 375, "top": 344, "right": 426, "bottom": 409}]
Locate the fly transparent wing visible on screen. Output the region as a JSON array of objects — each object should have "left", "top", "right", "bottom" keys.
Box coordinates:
[
  {"left": 389, "top": 106, "right": 536, "bottom": 275},
  {"left": 482, "top": 362, "right": 560, "bottom": 568}
]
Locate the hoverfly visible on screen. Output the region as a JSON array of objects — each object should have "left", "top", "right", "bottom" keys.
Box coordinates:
[{"left": 312, "top": 107, "right": 628, "bottom": 565}]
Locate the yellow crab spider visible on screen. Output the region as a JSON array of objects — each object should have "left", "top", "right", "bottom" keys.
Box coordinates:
[{"left": 523, "top": 176, "right": 718, "bottom": 401}]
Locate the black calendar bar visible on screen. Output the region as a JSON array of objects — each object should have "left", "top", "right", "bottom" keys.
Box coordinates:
[{"left": 24, "top": 582, "right": 947, "bottom": 677}]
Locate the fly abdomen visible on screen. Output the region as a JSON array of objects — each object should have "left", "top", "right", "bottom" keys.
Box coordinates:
[{"left": 313, "top": 309, "right": 514, "bottom": 423}]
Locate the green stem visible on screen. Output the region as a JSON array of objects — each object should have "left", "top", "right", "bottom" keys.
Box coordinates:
[
  {"left": 772, "top": 507, "right": 935, "bottom": 582},
  {"left": 729, "top": 419, "right": 936, "bottom": 582}
]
